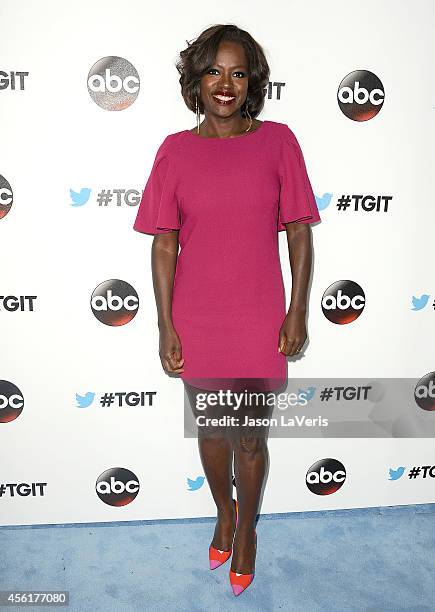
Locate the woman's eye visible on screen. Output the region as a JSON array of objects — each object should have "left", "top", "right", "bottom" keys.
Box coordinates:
[{"left": 207, "top": 69, "right": 246, "bottom": 78}]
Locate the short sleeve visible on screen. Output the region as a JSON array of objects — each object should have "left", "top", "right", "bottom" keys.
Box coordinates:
[
  {"left": 133, "top": 137, "right": 181, "bottom": 235},
  {"left": 278, "top": 126, "right": 321, "bottom": 231}
]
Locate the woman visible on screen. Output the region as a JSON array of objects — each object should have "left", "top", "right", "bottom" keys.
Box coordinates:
[{"left": 133, "top": 24, "right": 321, "bottom": 596}]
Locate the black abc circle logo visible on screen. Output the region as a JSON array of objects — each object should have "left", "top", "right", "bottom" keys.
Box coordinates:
[
  {"left": 91, "top": 279, "right": 139, "bottom": 326},
  {"left": 0, "top": 174, "right": 13, "bottom": 219},
  {"left": 337, "top": 70, "right": 385, "bottom": 121},
  {"left": 87, "top": 56, "right": 140, "bottom": 111},
  {"left": 321, "top": 280, "right": 365, "bottom": 324},
  {"left": 96, "top": 467, "right": 140, "bottom": 506},
  {"left": 414, "top": 371, "right": 435, "bottom": 411},
  {"left": 306, "top": 458, "right": 346, "bottom": 495},
  {"left": 0, "top": 380, "right": 24, "bottom": 423}
]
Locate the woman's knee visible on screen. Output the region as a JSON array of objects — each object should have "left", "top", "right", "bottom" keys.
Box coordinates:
[
  {"left": 198, "top": 432, "right": 230, "bottom": 446},
  {"left": 231, "top": 435, "right": 267, "bottom": 456}
]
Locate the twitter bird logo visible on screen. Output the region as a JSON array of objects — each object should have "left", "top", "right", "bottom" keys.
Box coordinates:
[
  {"left": 411, "top": 294, "right": 429, "bottom": 310},
  {"left": 187, "top": 476, "right": 205, "bottom": 491},
  {"left": 76, "top": 392, "right": 95, "bottom": 408},
  {"left": 298, "top": 387, "right": 316, "bottom": 402},
  {"left": 70, "top": 188, "right": 91, "bottom": 207},
  {"left": 388, "top": 467, "right": 405, "bottom": 481},
  {"left": 315, "top": 193, "right": 333, "bottom": 211}
]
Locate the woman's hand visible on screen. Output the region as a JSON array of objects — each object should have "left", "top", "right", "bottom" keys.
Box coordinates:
[
  {"left": 159, "top": 325, "right": 185, "bottom": 373},
  {"left": 278, "top": 310, "right": 307, "bottom": 356}
]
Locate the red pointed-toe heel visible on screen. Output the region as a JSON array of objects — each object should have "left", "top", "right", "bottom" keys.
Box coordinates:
[
  {"left": 229, "top": 529, "right": 257, "bottom": 596},
  {"left": 209, "top": 498, "right": 238, "bottom": 570}
]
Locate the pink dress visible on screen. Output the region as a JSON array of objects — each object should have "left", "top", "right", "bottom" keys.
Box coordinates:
[{"left": 133, "top": 120, "right": 321, "bottom": 392}]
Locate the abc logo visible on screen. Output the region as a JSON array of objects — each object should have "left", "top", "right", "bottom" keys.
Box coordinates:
[
  {"left": 306, "top": 458, "right": 346, "bottom": 495},
  {"left": 96, "top": 467, "right": 140, "bottom": 506},
  {"left": 337, "top": 70, "right": 385, "bottom": 121},
  {"left": 91, "top": 279, "right": 139, "bottom": 326},
  {"left": 321, "top": 280, "right": 365, "bottom": 324},
  {"left": 0, "top": 380, "right": 24, "bottom": 423},
  {"left": 0, "top": 174, "right": 13, "bottom": 219},
  {"left": 87, "top": 56, "right": 140, "bottom": 111},
  {"left": 414, "top": 371, "right": 435, "bottom": 411}
]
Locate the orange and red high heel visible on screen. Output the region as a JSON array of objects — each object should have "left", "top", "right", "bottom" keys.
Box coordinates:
[
  {"left": 209, "top": 498, "right": 238, "bottom": 570},
  {"left": 229, "top": 529, "right": 257, "bottom": 596}
]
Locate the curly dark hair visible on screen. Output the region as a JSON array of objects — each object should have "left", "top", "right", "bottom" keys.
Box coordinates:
[{"left": 175, "top": 24, "right": 270, "bottom": 119}]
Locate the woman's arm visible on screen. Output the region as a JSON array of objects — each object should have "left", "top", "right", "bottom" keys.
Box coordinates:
[
  {"left": 278, "top": 223, "right": 313, "bottom": 356},
  {"left": 285, "top": 223, "right": 312, "bottom": 314},
  {"left": 151, "top": 232, "right": 184, "bottom": 373}
]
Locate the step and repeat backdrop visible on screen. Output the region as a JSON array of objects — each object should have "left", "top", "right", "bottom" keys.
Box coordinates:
[{"left": 1, "top": 1, "right": 434, "bottom": 526}]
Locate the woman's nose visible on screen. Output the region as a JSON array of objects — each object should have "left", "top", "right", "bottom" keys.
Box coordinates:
[{"left": 218, "top": 73, "right": 233, "bottom": 88}]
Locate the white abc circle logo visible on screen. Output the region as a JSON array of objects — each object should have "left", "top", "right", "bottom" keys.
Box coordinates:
[
  {"left": 87, "top": 56, "right": 140, "bottom": 110},
  {"left": 306, "top": 458, "right": 346, "bottom": 495},
  {"left": 321, "top": 280, "right": 365, "bottom": 325},
  {"left": 337, "top": 70, "right": 385, "bottom": 121},
  {"left": 96, "top": 467, "right": 140, "bottom": 506},
  {"left": 90, "top": 279, "right": 139, "bottom": 326},
  {"left": 414, "top": 372, "right": 435, "bottom": 411},
  {"left": 0, "top": 380, "right": 25, "bottom": 423},
  {"left": 0, "top": 174, "right": 13, "bottom": 218}
]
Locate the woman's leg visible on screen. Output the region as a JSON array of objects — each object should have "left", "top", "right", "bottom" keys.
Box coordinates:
[
  {"left": 230, "top": 380, "right": 273, "bottom": 573},
  {"left": 198, "top": 436, "right": 236, "bottom": 550},
  {"left": 184, "top": 381, "right": 236, "bottom": 550},
  {"left": 230, "top": 436, "right": 268, "bottom": 572}
]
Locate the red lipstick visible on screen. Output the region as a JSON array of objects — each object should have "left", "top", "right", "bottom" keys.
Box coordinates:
[{"left": 212, "top": 90, "right": 236, "bottom": 105}]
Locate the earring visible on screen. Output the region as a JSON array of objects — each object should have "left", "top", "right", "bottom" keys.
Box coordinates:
[
  {"left": 195, "top": 95, "right": 201, "bottom": 134},
  {"left": 244, "top": 101, "right": 253, "bottom": 132}
]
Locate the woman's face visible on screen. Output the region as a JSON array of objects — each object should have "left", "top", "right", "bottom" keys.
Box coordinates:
[{"left": 199, "top": 41, "right": 249, "bottom": 118}]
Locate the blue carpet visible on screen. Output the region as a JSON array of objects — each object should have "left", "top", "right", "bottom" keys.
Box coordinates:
[{"left": 0, "top": 504, "right": 434, "bottom": 611}]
